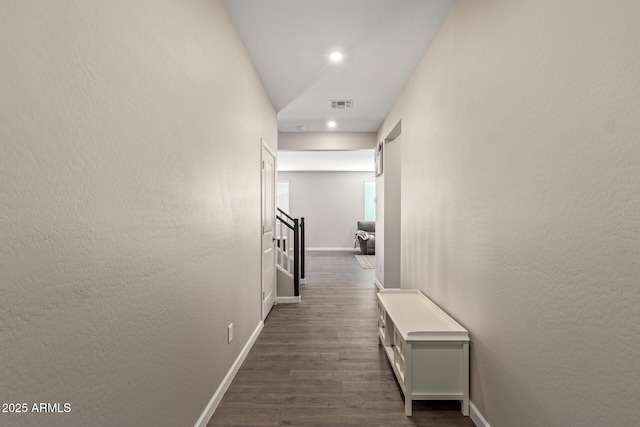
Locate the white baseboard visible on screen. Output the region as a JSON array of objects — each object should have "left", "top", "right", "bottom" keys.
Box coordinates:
[
  {"left": 276, "top": 296, "right": 301, "bottom": 304},
  {"left": 193, "top": 321, "right": 264, "bottom": 427},
  {"left": 374, "top": 278, "right": 383, "bottom": 290},
  {"left": 306, "top": 247, "right": 356, "bottom": 251},
  {"left": 470, "top": 401, "right": 491, "bottom": 427}
]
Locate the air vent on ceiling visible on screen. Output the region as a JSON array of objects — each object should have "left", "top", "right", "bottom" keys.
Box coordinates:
[{"left": 331, "top": 99, "right": 353, "bottom": 109}]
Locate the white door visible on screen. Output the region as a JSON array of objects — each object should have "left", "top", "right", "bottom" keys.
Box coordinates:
[{"left": 261, "top": 141, "right": 276, "bottom": 320}]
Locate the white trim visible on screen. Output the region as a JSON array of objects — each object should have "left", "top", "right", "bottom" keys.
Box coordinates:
[
  {"left": 276, "top": 296, "right": 301, "bottom": 304},
  {"left": 194, "top": 321, "right": 264, "bottom": 427},
  {"left": 307, "top": 247, "right": 356, "bottom": 251},
  {"left": 261, "top": 137, "right": 276, "bottom": 157},
  {"left": 300, "top": 278, "right": 307, "bottom": 285},
  {"left": 470, "top": 401, "right": 491, "bottom": 427},
  {"left": 374, "top": 278, "right": 383, "bottom": 290},
  {"left": 261, "top": 138, "right": 276, "bottom": 321}
]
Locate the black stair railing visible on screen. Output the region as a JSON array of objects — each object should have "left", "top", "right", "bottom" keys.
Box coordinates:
[{"left": 275, "top": 208, "right": 306, "bottom": 296}]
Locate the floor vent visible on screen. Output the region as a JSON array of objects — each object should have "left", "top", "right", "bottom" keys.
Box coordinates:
[{"left": 330, "top": 100, "right": 353, "bottom": 109}]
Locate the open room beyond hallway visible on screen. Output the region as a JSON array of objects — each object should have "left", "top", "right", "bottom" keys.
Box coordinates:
[{"left": 208, "top": 251, "right": 474, "bottom": 426}]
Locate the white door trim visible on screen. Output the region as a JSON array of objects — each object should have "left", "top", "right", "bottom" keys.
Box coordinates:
[{"left": 261, "top": 139, "right": 276, "bottom": 321}]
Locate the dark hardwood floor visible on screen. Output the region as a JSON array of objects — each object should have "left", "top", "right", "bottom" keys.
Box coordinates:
[{"left": 207, "top": 250, "right": 475, "bottom": 427}]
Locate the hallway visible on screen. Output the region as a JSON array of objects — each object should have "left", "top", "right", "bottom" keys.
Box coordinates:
[{"left": 208, "top": 251, "right": 474, "bottom": 426}]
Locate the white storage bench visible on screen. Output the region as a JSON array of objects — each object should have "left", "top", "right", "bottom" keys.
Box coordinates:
[{"left": 377, "top": 289, "right": 470, "bottom": 416}]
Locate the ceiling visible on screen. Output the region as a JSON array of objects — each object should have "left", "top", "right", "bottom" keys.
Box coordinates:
[
  {"left": 278, "top": 150, "right": 374, "bottom": 172},
  {"left": 224, "top": 0, "right": 455, "bottom": 133}
]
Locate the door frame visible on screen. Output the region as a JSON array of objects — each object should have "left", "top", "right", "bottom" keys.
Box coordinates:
[{"left": 261, "top": 139, "right": 277, "bottom": 321}]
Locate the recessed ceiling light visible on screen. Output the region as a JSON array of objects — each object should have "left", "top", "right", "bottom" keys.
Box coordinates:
[
  {"left": 327, "top": 121, "right": 337, "bottom": 128},
  {"left": 329, "top": 52, "right": 343, "bottom": 62}
]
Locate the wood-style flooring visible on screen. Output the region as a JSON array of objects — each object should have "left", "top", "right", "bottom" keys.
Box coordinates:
[{"left": 207, "top": 250, "right": 475, "bottom": 427}]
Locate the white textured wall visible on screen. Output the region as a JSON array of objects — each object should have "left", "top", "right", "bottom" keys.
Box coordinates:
[
  {"left": 375, "top": 171, "right": 385, "bottom": 286},
  {"left": 278, "top": 132, "right": 377, "bottom": 150},
  {"left": 378, "top": 1, "right": 640, "bottom": 426},
  {"left": 383, "top": 138, "right": 401, "bottom": 288},
  {"left": 0, "top": 1, "right": 276, "bottom": 426},
  {"left": 278, "top": 172, "right": 374, "bottom": 249}
]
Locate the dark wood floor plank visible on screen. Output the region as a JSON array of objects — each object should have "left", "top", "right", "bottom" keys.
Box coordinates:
[
  {"left": 243, "top": 359, "right": 390, "bottom": 372},
  {"left": 207, "top": 251, "right": 474, "bottom": 427}
]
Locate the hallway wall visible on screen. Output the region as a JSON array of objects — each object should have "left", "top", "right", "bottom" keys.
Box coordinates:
[
  {"left": 278, "top": 132, "right": 377, "bottom": 150},
  {"left": 377, "top": 0, "right": 640, "bottom": 426},
  {"left": 0, "top": 1, "right": 276, "bottom": 426}
]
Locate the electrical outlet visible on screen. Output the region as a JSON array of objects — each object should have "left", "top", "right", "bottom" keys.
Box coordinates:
[{"left": 227, "top": 323, "right": 233, "bottom": 344}]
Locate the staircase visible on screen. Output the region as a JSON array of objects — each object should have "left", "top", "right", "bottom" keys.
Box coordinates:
[{"left": 275, "top": 208, "right": 305, "bottom": 301}]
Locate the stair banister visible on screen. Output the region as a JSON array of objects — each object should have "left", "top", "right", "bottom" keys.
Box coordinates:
[{"left": 275, "top": 209, "right": 304, "bottom": 297}]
